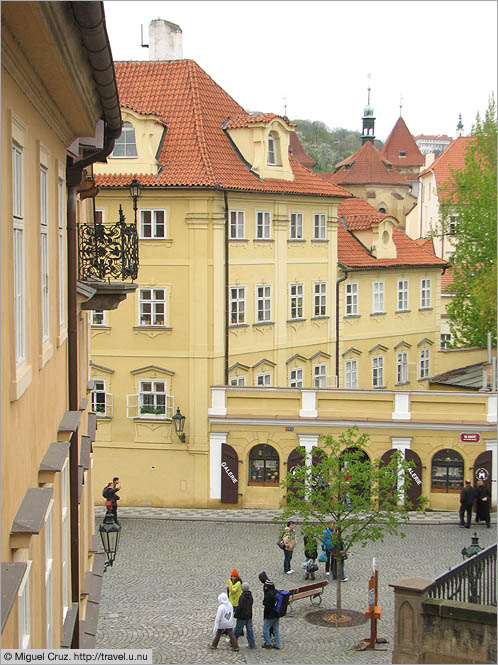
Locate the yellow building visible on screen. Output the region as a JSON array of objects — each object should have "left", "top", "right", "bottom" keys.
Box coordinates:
[{"left": 1, "top": 2, "right": 135, "bottom": 649}]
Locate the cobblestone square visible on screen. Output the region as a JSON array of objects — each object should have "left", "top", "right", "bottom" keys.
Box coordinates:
[{"left": 96, "top": 514, "right": 496, "bottom": 664}]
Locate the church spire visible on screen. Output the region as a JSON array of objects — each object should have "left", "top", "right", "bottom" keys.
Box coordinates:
[
  {"left": 361, "top": 73, "right": 376, "bottom": 144},
  {"left": 457, "top": 113, "right": 464, "bottom": 137}
]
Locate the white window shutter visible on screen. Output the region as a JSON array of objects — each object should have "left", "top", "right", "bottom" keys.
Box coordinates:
[
  {"left": 126, "top": 394, "right": 138, "bottom": 418},
  {"left": 166, "top": 394, "right": 174, "bottom": 419},
  {"left": 106, "top": 393, "right": 114, "bottom": 418}
]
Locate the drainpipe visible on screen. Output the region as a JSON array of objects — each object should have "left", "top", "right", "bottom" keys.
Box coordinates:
[
  {"left": 223, "top": 191, "right": 229, "bottom": 384},
  {"left": 335, "top": 269, "right": 348, "bottom": 387}
]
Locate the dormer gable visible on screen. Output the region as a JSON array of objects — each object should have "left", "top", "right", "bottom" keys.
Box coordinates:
[
  {"left": 96, "top": 108, "right": 165, "bottom": 176},
  {"left": 370, "top": 217, "right": 398, "bottom": 259},
  {"left": 224, "top": 114, "right": 295, "bottom": 181}
]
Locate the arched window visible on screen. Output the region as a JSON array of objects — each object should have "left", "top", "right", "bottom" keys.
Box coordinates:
[
  {"left": 378, "top": 207, "right": 387, "bottom": 214},
  {"left": 249, "top": 444, "right": 279, "bottom": 486},
  {"left": 112, "top": 122, "right": 137, "bottom": 157},
  {"left": 267, "top": 131, "right": 280, "bottom": 165},
  {"left": 431, "top": 449, "right": 464, "bottom": 493}
]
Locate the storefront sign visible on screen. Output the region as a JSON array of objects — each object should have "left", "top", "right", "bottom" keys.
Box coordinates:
[
  {"left": 221, "top": 443, "right": 239, "bottom": 503},
  {"left": 221, "top": 461, "right": 237, "bottom": 485},
  {"left": 459, "top": 432, "right": 480, "bottom": 443},
  {"left": 475, "top": 467, "right": 489, "bottom": 481}
]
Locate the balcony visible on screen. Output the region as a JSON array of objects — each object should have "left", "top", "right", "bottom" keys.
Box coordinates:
[{"left": 78, "top": 205, "right": 138, "bottom": 310}]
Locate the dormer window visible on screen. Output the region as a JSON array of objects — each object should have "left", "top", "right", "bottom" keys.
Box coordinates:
[
  {"left": 399, "top": 151, "right": 406, "bottom": 158},
  {"left": 112, "top": 122, "right": 137, "bottom": 157},
  {"left": 267, "top": 131, "right": 279, "bottom": 165}
]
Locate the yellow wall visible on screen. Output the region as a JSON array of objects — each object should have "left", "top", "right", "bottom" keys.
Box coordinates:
[{"left": 343, "top": 182, "right": 415, "bottom": 226}]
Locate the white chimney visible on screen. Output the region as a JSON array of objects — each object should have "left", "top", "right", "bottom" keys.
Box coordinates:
[{"left": 149, "top": 19, "right": 183, "bottom": 61}]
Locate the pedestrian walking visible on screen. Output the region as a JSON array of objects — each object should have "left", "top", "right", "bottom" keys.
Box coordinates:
[
  {"left": 261, "top": 576, "right": 281, "bottom": 649},
  {"left": 104, "top": 477, "right": 121, "bottom": 524},
  {"left": 226, "top": 569, "right": 243, "bottom": 608},
  {"left": 459, "top": 480, "right": 476, "bottom": 528},
  {"left": 475, "top": 480, "right": 491, "bottom": 528},
  {"left": 282, "top": 520, "right": 297, "bottom": 574},
  {"left": 321, "top": 521, "right": 348, "bottom": 581},
  {"left": 233, "top": 582, "right": 256, "bottom": 648},
  {"left": 303, "top": 531, "right": 318, "bottom": 580},
  {"left": 209, "top": 593, "right": 239, "bottom": 651}
]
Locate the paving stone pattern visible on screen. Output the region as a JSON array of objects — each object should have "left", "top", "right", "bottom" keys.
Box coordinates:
[{"left": 95, "top": 511, "right": 496, "bottom": 665}]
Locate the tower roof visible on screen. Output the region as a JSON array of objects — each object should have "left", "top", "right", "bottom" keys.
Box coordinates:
[
  {"left": 321, "top": 141, "right": 412, "bottom": 186},
  {"left": 381, "top": 117, "right": 424, "bottom": 167},
  {"left": 418, "top": 136, "right": 474, "bottom": 199}
]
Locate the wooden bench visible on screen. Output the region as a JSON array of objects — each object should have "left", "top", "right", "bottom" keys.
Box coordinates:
[{"left": 286, "top": 580, "right": 328, "bottom": 614}]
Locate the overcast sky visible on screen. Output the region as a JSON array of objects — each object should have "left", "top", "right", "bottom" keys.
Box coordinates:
[{"left": 103, "top": 1, "right": 497, "bottom": 142}]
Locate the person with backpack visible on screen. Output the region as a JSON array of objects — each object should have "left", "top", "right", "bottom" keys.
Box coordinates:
[
  {"left": 260, "top": 575, "right": 281, "bottom": 650},
  {"left": 282, "top": 520, "right": 297, "bottom": 574},
  {"left": 321, "top": 521, "right": 348, "bottom": 582},
  {"left": 303, "top": 531, "right": 318, "bottom": 580},
  {"left": 209, "top": 592, "right": 239, "bottom": 651},
  {"left": 233, "top": 582, "right": 256, "bottom": 648}
]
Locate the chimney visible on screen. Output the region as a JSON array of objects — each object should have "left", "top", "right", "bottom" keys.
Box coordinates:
[{"left": 149, "top": 19, "right": 183, "bottom": 61}]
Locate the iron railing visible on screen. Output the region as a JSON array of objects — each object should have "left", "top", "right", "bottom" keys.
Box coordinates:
[
  {"left": 428, "top": 543, "right": 496, "bottom": 606},
  {"left": 78, "top": 205, "right": 138, "bottom": 282}
]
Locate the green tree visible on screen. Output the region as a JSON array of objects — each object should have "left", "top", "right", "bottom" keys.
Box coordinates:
[
  {"left": 275, "top": 428, "right": 425, "bottom": 612},
  {"left": 440, "top": 96, "right": 497, "bottom": 347}
]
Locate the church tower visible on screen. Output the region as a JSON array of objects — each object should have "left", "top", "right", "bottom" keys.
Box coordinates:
[
  {"left": 456, "top": 113, "right": 464, "bottom": 137},
  {"left": 361, "top": 78, "right": 376, "bottom": 144}
]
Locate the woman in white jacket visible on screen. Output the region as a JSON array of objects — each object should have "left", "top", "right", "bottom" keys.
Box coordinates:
[{"left": 209, "top": 592, "right": 239, "bottom": 651}]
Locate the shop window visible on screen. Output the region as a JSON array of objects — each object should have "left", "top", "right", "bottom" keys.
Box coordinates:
[
  {"left": 431, "top": 449, "right": 464, "bottom": 493},
  {"left": 248, "top": 444, "right": 279, "bottom": 486}
]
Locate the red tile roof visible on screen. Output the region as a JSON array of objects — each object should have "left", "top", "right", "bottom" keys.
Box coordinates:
[
  {"left": 225, "top": 113, "right": 295, "bottom": 129},
  {"left": 441, "top": 266, "right": 455, "bottom": 291},
  {"left": 95, "top": 60, "right": 349, "bottom": 198},
  {"left": 418, "top": 136, "right": 474, "bottom": 196},
  {"left": 415, "top": 237, "right": 436, "bottom": 256},
  {"left": 289, "top": 132, "right": 316, "bottom": 168},
  {"left": 381, "top": 117, "right": 425, "bottom": 167},
  {"left": 337, "top": 197, "right": 447, "bottom": 269},
  {"left": 321, "top": 141, "right": 412, "bottom": 186}
]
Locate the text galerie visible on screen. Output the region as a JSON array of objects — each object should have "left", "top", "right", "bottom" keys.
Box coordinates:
[{"left": 222, "top": 461, "right": 238, "bottom": 484}]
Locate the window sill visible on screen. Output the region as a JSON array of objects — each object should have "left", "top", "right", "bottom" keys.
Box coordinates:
[
  {"left": 344, "top": 314, "right": 360, "bottom": 319},
  {"left": 96, "top": 414, "right": 112, "bottom": 420},
  {"left": 370, "top": 312, "right": 386, "bottom": 316},
  {"left": 134, "top": 416, "right": 171, "bottom": 422},
  {"left": 229, "top": 238, "right": 249, "bottom": 242},
  {"left": 311, "top": 315, "right": 329, "bottom": 320},
  {"left": 134, "top": 325, "right": 172, "bottom": 331},
  {"left": 252, "top": 321, "right": 274, "bottom": 327},
  {"left": 419, "top": 307, "right": 433, "bottom": 311},
  {"left": 10, "top": 362, "right": 33, "bottom": 402},
  {"left": 57, "top": 327, "right": 68, "bottom": 348},
  {"left": 288, "top": 239, "right": 305, "bottom": 242},
  {"left": 108, "top": 155, "right": 138, "bottom": 160},
  {"left": 372, "top": 385, "right": 386, "bottom": 389},
  {"left": 91, "top": 325, "right": 111, "bottom": 330},
  {"left": 395, "top": 309, "right": 411, "bottom": 314},
  {"left": 40, "top": 341, "right": 54, "bottom": 369},
  {"left": 287, "top": 318, "right": 306, "bottom": 323},
  {"left": 139, "top": 237, "right": 172, "bottom": 242},
  {"left": 229, "top": 323, "right": 249, "bottom": 328},
  {"left": 417, "top": 376, "right": 429, "bottom": 382},
  {"left": 248, "top": 481, "right": 280, "bottom": 487},
  {"left": 253, "top": 238, "right": 274, "bottom": 242},
  {"left": 311, "top": 239, "right": 328, "bottom": 243},
  {"left": 395, "top": 381, "right": 410, "bottom": 386}
]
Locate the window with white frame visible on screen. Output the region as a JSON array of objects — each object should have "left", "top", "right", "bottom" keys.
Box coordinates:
[
  {"left": 230, "top": 286, "right": 246, "bottom": 324},
  {"left": 372, "top": 281, "right": 384, "bottom": 313},
  {"left": 256, "top": 211, "right": 271, "bottom": 239},
  {"left": 267, "top": 131, "right": 279, "bottom": 165},
  {"left": 419, "top": 348, "right": 430, "bottom": 379},
  {"left": 345, "top": 282, "right": 358, "bottom": 315},
  {"left": 139, "top": 288, "right": 166, "bottom": 326},
  {"left": 92, "top": 378, "right": 113, "bottom": 417},
  {"left": 229, "top": 210, "right": 245, "bottom": 239},
  {"left": 230, "top": 376, "right": 246, "bottom": 386},
  {"left": 289, "top": 368, "right": 303, "bottom": 387},
  {"left": 58, "top": 178, "right": 65, "bottom": 329},
  {"left": 372, "top": 356, "right": 384, "bottom": 388},
  {"left": 397, "top": 279, "right": 408, "bottom": 311},
  {"left": 420, "top": 278, "right": 431, "bottom": 308},
  {"left": 127, "top": 379, "right": 173, "bottom": 419},
  {"left": 256, "top": 285, "right": 271, "bottom": 322},
  {"left": 40, "top": 165, "right": 49, "bottom": 343},
  {"left": 314, "top": 364, "right": 327, "bottom": 387},
  {"left": 18, "top": 561, "right": 31, "bottom": 649},
  {"left": 257, "top": 373, "right": 271, "bottom": 386},
  {"left": 440, "top": 333, "right": 452, "bottom": 349},
  {"left": 345, "top": 359, "right": 358, "bottom": 388},
  {"left": 397, "top": 352, "right": 408, "bottom": 383},
  {"left": 290, "top": 283, "right": 304, "bottom": 319},
  {"left": 289, "top": 212, "right": 303, "bottom": 240},
  {"left": 314, "top": 282, "right": 327, "bottom": 316},
  {"left": 45, "top": 503, "right": 53, "bottom": 648},
  {"left": 111, "top": 121, "right": 137, "bottom": 157},
  {"left": 313, "top": 213, "right": 326, "bottom": 240},
  {"left": 140, "top": 209, "right": 166, "bottom": 239},
  {"left": 91, "top": 310, "right": 106, "bottom": 326},
  {"left": 13, "top": 141, "right": 25, "bottom": 365},
  {"left": 61, "top": 460, "right": 69, "bottom": 622},
  {"left": 449, "top": 215, "right": 458, "bottom": 235}
]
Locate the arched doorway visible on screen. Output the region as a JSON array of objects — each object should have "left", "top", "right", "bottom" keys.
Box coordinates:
[
  {"left": 474, "top": 450, "right": 492, "bottom": 490},
  {"left": 340, "top": 447, "right": 371, "bottom": 501},
  {"left": 287, "top": 447, "right": 305, "bottom": 501},
  {"left": 221, "top": 443, "right": 239, "bottom": 504}
]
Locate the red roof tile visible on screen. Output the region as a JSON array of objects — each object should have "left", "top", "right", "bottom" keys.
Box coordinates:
[
  {"left": 415, "top": 237, "right": 436, "bottom": 256},
  {"left": 225, "top": 113, "right": 295, "bottom": 129},
  {"left": 381, "top": 117, "right": 425, "bottom": 167},
  {"left": 289, "top": 132, "right": 316, "bottom": 168},
  {"left": 418, "top": 137, "right": 474, "bottom": 196},
  {"left": 322, "top": 141, "right": 412, "bottom": 186},
  {"left": 337, "top": 197, "right": 447, "bottom": 269},
  {"left": 95, "top": 60, "right": 348, "bottom": 198}
]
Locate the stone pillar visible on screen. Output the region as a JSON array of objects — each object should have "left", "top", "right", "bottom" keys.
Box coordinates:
[{"left": 389, "top": 577, "right": 433, "bottom": 664}]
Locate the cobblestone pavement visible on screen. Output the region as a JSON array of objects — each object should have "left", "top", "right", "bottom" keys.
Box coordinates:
[{"left": 95, "top": 512, "right": 496, "bottom": 665}]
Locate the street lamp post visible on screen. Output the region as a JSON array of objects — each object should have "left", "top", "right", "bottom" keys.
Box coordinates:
[
  {"left": 99, "top": 509, "right": 122, "bottom": 571},
  {"left": 461, "top": 531, "right": 484, "bottom": 603},
  {"left": 129, "top": 178, "right": 141, "bottom": 227},
  {"left": 172, "top": 407, "right": 186, "bottom": 443}
]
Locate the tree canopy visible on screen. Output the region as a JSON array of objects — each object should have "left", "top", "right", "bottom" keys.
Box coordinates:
[{"left": 440, "top": 96, "right": 497, "bottom": 347}]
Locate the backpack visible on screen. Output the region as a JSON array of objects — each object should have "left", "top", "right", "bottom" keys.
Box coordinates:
[
  {"left": 274, "top": 589, "right": 290, "bottom": 617},
  {"left": 102, "top": 485, "right": 112, "bottom": 499}
]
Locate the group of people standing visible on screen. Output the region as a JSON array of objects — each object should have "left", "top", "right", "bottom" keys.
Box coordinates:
[
  {"left": 459, "top": 479, "right": 491, "bottom": 528},
  {"left": 209, "top": 568, "right": 282, "bottom": 651},
  {"left": 281, "top": 520, "right": 348, "bottom": 582}
]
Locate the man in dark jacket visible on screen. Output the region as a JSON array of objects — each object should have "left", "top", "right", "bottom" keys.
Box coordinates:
[
  {"left": 233, "top": 582, "right": 256, "bottom": 648},
  {"left": 475, "top": 480, "right": 491, "bottom": 528},
  {"left": 258, "top": 572, "right": 281, "bottom": 650},
  {"left": 459, "top": 480, "right": 476, "bottom": 528}
]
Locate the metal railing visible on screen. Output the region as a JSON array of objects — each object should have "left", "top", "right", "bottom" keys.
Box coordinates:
[
  {"left": 428, "top": 543, "right": 496, "bottom": 606},
  {"left": 78, "top": 205, "right": 138, "bottom": 282}
]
